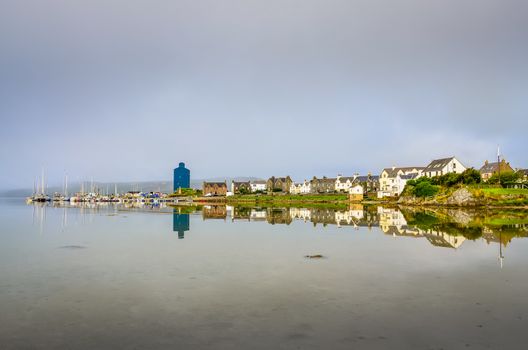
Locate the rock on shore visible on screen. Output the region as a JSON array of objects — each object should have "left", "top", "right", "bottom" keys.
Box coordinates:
[{"left": 446, "top": 188, "right": 478, "bottom": 206}]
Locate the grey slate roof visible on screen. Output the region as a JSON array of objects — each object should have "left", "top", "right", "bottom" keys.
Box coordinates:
[
  {"left": 233, "top": 181, "right": 250, "bottom": 185},
  {"left": 269, "top": 176, "right": 291, "bottom": 182},
  {"left": 423, "top": 157, "right": 456, "bottom": 172},
  {"left": 336, "top": 176, "right": 356, "bottom": 183},
  {"left": 382, "top": 167, "right": 424, "bottom": 178},
  {"left": 479, "top": 162, "right": 504, "bottom": 173},
  {"left": 313, "top": 177, "right": 337, "bottom": 183},
  {"left": 357, "top": 175, "right": 380, "bottom": 182},
  {"left": 400, "top": 173, "right": 420, "bottom": 180},
  {"left": 203, "top": 182, "right": 227, "bottom": 187}
]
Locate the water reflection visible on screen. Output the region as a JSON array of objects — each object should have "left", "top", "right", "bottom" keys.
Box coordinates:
[
  {"left": 172, "top": 209, "right": 190, "bottom": 239},
  {"left": 28, "top": 201, "right": 528, "bottom": 256},
  {"left": 12, "top": 199, "right": 528, "bottom": 349}
]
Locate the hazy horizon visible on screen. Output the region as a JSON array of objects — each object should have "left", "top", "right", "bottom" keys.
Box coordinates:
[{"left": 1, "top": 0, "right": 527, "bottom": 190}]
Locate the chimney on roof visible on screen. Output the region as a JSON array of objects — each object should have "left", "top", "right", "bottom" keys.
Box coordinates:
[{"left": 485, "top": 160, "right": 488, "bottom": 165}]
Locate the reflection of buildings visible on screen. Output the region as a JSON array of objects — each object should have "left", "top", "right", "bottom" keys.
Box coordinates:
[
  {"left": 231, "top": 206, "right": 251, "bottom": 221},
  {"left": 250, "top": 208, "right": 267, "bottom": 221},
  {"left": 378, "top": 207, "right": 408, "bottom": 233},
  {"left": 311, "top": 208, "right": 338, "bottom": 227},
  {"left": 173, "top": 210, "right": 190, "bottom": 239},
  {"left": 289, "top": 208, "right": 311, "bottom": 222},
  {"left": 227, "top": 206, "right": 268, "bottom": 222},
  {"left": 202, "top": 205, "right": 227, "bottom": 220},
  {"left": 378, "top": 207, "right": 466, "bottom": 248},
  {"left": 266, "top": 208, "right": 293, "bottom": 225},
  {"left": 423, "top": 230, "right": 465, "bottom": 248},
  {"left": 335, "top": 205, "right": 364, "bottom": 228}
]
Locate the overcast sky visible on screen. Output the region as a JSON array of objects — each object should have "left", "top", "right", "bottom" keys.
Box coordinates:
[{"left": 0, "top": 0, "right": 527, "bottom": 189}]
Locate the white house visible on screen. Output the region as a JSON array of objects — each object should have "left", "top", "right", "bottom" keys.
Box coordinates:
[
  {"left": 250, "top": 180, "right": 267, "bottom": 193},
  {"left": 378, "top": 167, "right": 424, "bottom": 198},
  {"left": 299, "top": 180, "right": 311, "bottom": 194},
  {"left": 335, "top": 175, "right": 358, "bottom": 193},
  {"left": 290, "top": 180, "right": 313, "bottom": 194},
  {"left": 289, "top": 182, "right": 302, "bottom": 194},
  {"left": 349, "top": 184, "right": 363, "bottom": 195},
  {"left": 422, "top": 157, "right": 466, "bottom": 178}
]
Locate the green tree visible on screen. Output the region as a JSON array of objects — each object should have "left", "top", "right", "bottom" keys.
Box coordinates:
[
  {"left": 461, "top": 168, "right": 482, "bottom": 184},
  {"left": 413, "top": 181, "right": 439, "bottom": 197},
  {"left": 487, "top": 171, "right": 520, "bottom": 185}
]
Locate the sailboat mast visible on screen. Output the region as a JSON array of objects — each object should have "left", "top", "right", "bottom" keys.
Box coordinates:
[
  {"left": 41, "top": 168, "right": 45, "bottom": 195},
  {"left": 64, "top": 174, "right": 68, "bottom": 197}
]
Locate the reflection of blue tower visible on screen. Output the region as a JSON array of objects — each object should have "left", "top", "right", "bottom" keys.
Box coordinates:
[
  {"left": 173, "top": 162, "right": 190, "bottom": 192},
  {"left": 173, "top": 211, "right": 190, "bottom": 239}
]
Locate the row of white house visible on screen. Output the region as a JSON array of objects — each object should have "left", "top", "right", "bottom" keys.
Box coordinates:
[
  {"left": 289, "top": 176, "right": 364, "bottom": 195},
  {"left": 378, "top": 156, "right": 467, "bottom": 198}
]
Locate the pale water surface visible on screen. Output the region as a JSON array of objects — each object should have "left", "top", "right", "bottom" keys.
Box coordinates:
[{"left": 0, "top": 199, "right": 527, "bottom": 349}]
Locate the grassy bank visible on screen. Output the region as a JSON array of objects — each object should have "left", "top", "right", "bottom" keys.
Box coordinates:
[{"left": 226, "top": 193, "right": 352, "bottom": 209}]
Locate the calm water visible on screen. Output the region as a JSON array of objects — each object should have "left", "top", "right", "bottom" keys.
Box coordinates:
[{"left": 1, "top": 199, "right": 527, "bottom": 349}]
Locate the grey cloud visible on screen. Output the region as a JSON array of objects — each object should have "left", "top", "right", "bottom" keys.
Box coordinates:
[{"left": 0, "top": 0, "right": 526, "bottom": 189}]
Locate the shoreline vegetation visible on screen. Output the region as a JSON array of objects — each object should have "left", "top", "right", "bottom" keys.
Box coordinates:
[
  {"left": 188, "top": 187, "right": 528, "bottom": 209},
  {"left": 397, "top": 169, "right": 528, "bottom": 208}
]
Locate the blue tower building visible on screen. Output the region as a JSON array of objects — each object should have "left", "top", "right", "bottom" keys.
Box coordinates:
[{"left": 173, "top": 162, "right": 190, "bottom": 192}]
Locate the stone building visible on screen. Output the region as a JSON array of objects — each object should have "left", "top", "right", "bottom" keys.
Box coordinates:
[
  {"left": 310, "top": 176, "right": 336, "bottom": 193},
  {"left": 203, "top": 181, "right": 228, "bottom": 196},
  {"left": 479, "top": 159, "right": 514, "bottom": 181},
  {"left": 266, "top": 176, "right": 293, "bottom": 193},
  {"left": 231, "top": 181, "right": 251, "bottom": 194}
]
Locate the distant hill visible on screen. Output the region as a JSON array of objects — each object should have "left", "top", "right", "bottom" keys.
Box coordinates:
[{"left": 0, "top": 177, "right": 264, "bottom": 197}]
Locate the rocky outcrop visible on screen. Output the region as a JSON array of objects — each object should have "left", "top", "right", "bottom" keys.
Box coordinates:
[
  {"left": 398, "top": 187, "right": 485, "bottom": 207},
  {"left": 446, "top": 188, "right": 479, "bottom": 206},
  {"left": 397, "top": 196, "right": 421, "bottom": 205}
]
